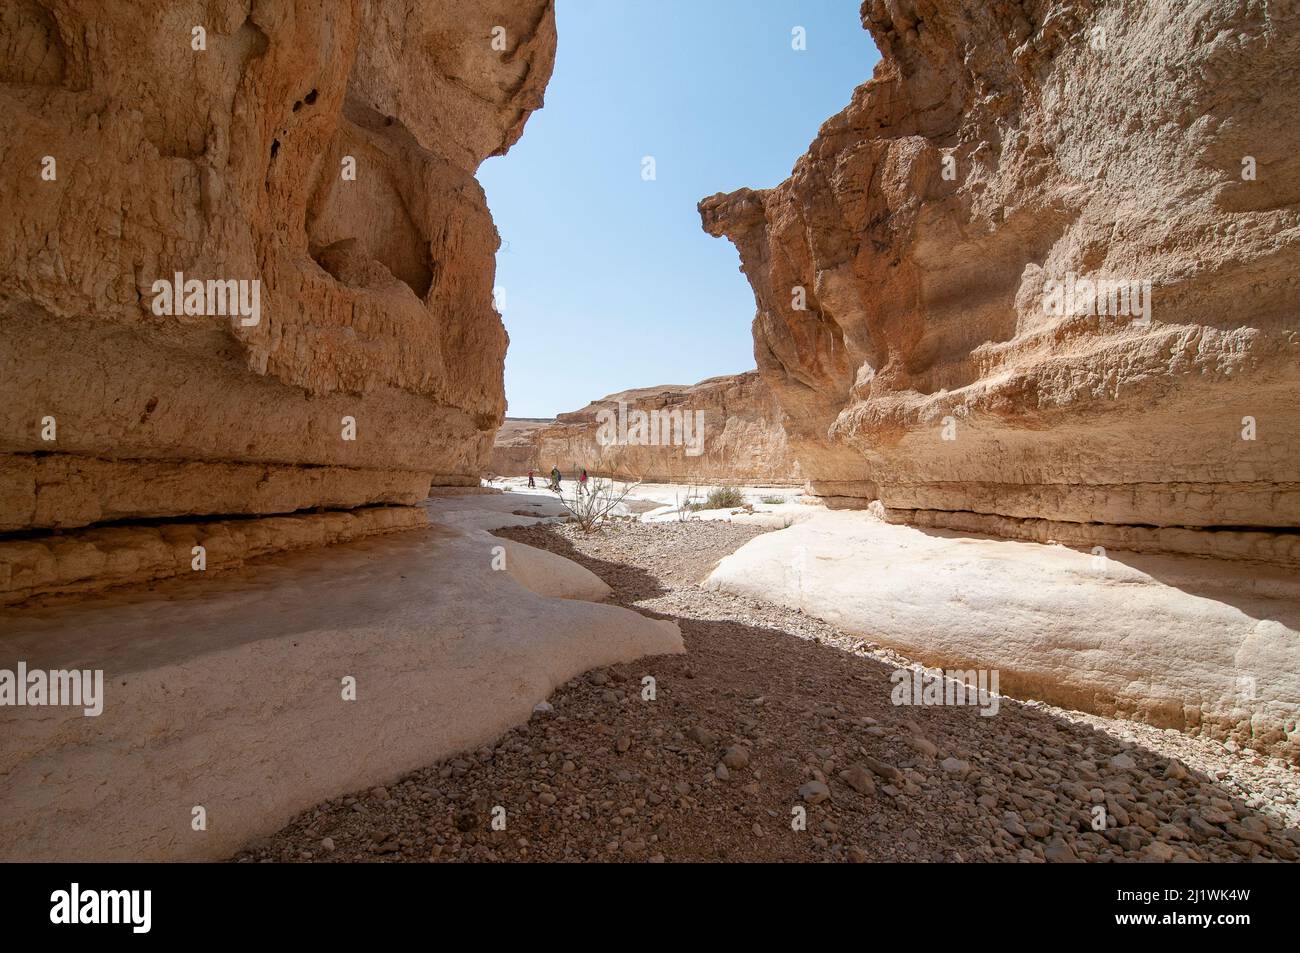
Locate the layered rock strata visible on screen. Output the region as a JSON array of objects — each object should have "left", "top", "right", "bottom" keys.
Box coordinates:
[
  {"left": 490, "top": 372, "right": 802, "bottom": 485},
  {"left": 0, "top": 505, "right": 427, "bottom": 606},
  {"left": 700, "top": 0, "right": 1300, "bottom": 560},
  {"left": 0, "top": 1, "right": 687, "bottom": 863},
  {"left": 491, "top": 418, "right": 554, "bottom": 477},
  {"left": 0, "top": 0, "right": 556, "bottom": 566}
]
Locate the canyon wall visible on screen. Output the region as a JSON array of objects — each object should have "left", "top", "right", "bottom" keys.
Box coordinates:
[
  {"left": 0, "top": 3, "right": 691, "bottom": 859},
  {"left": 701, "top": 0, "right": 1300, "bottom": 562},
  {"left": 490, "top": 372, "right": 803, "bottom": 485},
  {"left": 0, "top": 0, "right": 555, "bottom": 538},
  {"left": 492, "top": 417, "right": 554, "bottom": 477}
]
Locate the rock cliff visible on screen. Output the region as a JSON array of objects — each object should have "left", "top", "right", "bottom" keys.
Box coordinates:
[
  {"left": 701, "top": 0, "right": 1300, "bottom": 561},
  {"left": 490, "top": 372, "right": 802, "bottom": 485},
  {"left": 0, "top": 0, "right": 555, "bottom": 537}
]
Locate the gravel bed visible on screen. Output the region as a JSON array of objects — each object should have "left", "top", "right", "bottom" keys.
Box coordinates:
[{"left": 238, "top": 520, "right": 1300, "bottom": 863}]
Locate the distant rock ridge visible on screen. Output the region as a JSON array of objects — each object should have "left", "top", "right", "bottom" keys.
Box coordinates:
[{"left": 490, "top": 371, "right": 802, "bottom": 485}]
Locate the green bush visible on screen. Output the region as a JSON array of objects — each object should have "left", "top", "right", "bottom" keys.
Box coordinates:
[{"left": 704, "top": 485, "right": 745, "bottom": 509}]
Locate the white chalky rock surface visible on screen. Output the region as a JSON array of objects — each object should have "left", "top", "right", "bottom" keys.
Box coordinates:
[
  {"left": 422, "top": 489, "right": 574, "bottom": 531},
  {"left": 491, "top": 533, "right": 611, "bottom": 602},
  {"left": 706, "top": 512, "right": 1299, "bottom": 760},
  {"left": 0, "top": 512, "right": 680, "bottom": 861}
]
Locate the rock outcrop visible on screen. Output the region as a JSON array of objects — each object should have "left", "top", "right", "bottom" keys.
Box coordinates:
[
  {"left": 491, "top": 417, "right": 555, "bottom": 477},
  {"left": 1, "top": 493, "right": 683, "bottom": 860},
  {"left": 0, "top": 1, "right": 685, "bottom": 862},
  {"left": 490, "top": 372, "right": 802, "bottom": 485},
  {"left": 0, "top": 0, "right": 555, "bottom": 553},
  {"left": 708, "top": 511, "right": 1300, "bottom": 760},
  {"left": 701, "top": 0, "right": 1300, "bottom": 561}
]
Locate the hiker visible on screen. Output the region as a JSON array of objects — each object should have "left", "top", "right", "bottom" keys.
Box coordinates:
[
  {"left": 527, "top": 468, "right": 535, "bottom": 488},
  {"left": 579, "top": 468, "right": 589, "bottom": 495},
  {"left": 550, "top": 466, "right": 562, "bottom": 491}
]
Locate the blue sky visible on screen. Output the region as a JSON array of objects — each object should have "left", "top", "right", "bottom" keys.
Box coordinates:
[{"left": 479, "top": 0, "right": 880, "bottom": 418}]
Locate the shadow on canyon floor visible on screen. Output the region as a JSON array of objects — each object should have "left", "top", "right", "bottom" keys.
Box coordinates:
[
  {"left": 1098, "top": 548, "right": 1300, "bottom": 635},
  {"left": 452, "top": 521, "right": 1300, "bottom": 863},
  {"left": 909, "top": 524, "right": 1300, "bottom": 634}
]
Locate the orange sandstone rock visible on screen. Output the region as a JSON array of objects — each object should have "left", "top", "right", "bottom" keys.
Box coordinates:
[
  {"left": 700, "top": 0, "right": 1300, "bottom": 557},
  {"left": 491, "top": 372, "right": 802, "bottom": 485},
  {"left": 0, "top": 0, "right": 557, "bottom": 532}
]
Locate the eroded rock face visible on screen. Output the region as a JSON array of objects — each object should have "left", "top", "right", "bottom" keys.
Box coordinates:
[
  {"left": 701, "top": 1, "right": 1300, "bottom": 558},
  {"left": 0, "top": 0, "right": 556, "bottom": 532},
  {"left": 490, "top": 372, "right": 802, "bottom": 485},
  {"left": 491, "top": 418, "right": 554, "bottom": 477}
]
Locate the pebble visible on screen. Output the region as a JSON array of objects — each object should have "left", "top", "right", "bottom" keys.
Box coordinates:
[
  {"left": 798, "top": 780, "right": 830, "bottom": 804},
  {"left": 839, "top": 765, "right": 877, "bottom": 796},
  {"left": 909, "top": 736, "right": 939, "bottom": 758},
  {"left": 686, "top": 726, "right": 719, "bottom": 747},
  {"left": 234, "top": 520, "right": 1300, "bottom": 866},
  {"left": 720, "top": 746, "right": 749, "bottom": 770}
]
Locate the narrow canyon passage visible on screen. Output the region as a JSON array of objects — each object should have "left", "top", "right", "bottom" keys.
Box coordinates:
[
  {"left": 2, "top": 0, "right": 1297, "bottom": 907},
  {"left": 242, "top": 520, "right": 1299, "bottom": 863}
]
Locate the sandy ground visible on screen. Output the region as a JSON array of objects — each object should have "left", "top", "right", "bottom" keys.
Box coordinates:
[
  {"left": 241, "top": 520, "right": 1300, "bottom": 863},
  {"left": 485, "top": 476, "right": 808, "bottom": 525}
]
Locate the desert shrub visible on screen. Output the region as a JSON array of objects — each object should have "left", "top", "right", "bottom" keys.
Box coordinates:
[
  {"left": 704, "top": 485, "right": 745, "bottom": 509},
  {"left": 551, "top": 477, "right": 638, "bottom": 532},
  {"left": 674, "top": 485, "right": 701, "bottom": 521},
  {"left": 759, "top": 495, "right": 784, "bottom": 505}
]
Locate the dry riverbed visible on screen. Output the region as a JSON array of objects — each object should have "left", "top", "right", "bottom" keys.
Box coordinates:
[{"left": 239, "top": 520, "right": 1300, "bottom": 863}]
